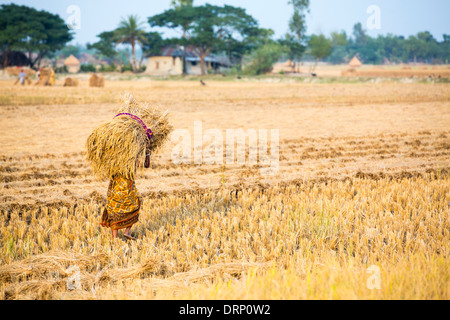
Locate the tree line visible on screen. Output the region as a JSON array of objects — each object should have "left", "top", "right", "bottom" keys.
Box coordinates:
[
  {"left": 324, "top": 23, "right": 450, "bottom": 65},
  {"left": 1, "top": 1, "right": 449, "bottom": 75}
]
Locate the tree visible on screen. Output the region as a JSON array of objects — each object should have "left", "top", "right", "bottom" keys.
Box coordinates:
[
  {"left": 115, "top": 15, "right": 148, "bottom": 72},
  {"left": 141, "top": 32, "right": 164, "bottom": 57},
  {"left": 348, "top": 23, "right": 381, "bottom": 64},
  {"left": 352, "top": 22, "right": 368, "bottom": 46},
  {"left": 327, "top": 31, "right": 348, "bottom": 64},
  {"left": 90, "top": 15, "right": 161, "bottom": 72},
  {"left": 87, "top": 31, "right": 118, "bottom": 61},
  {"left": 59, "top": 44, "right": 81, "bottom": 58},
  {"left": 170, "top": 0, "right": 194, "bottom": 9},
  {"left": 0, "top": 4, "right": 73, "bottom": 68},
  {"left": 442, "top": 34, "right": 450, "bottom": 64},
  {"left": 149, "top": 4, "right": 260, "bottom": 75},
  {"left": 308, "top": 34, "right": 332, "bottom": 72},
  {"left": 281, "top": 0, "right": 310, "bottom": 72},
  {"left": 244, "top": 42, "right": 285, "bottom": 75},
  {"left": 149, "top": 2, "right": 195, "bottom": 74}
]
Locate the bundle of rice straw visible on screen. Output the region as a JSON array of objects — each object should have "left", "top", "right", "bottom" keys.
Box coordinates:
[
  {"left": 89, "top": 73, "right": 104, "bottom": 87},
  {"left": 63, "top": 77, "right": 79, "bottom": 87},
  {"left": 86, "top": 93, "right": 173, "bottom": 181},
  {"left": 35, "top": 67, "right": 55, "bottom": 86}
]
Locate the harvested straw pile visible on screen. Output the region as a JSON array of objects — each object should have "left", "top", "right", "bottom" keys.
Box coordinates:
[
  {"left": 6, "top": 67, "right": 36, "bottom": 77},
  {"left": 35, "top": 67, "right": 55, "bottom": 86},
  {"left": 89, "top": 73, "right": 104, "bottom": 87},
  {"left": 0, "top": 251, "right": 109, "bottom": 284},
  {"left": 63, "top": 77, "right": 79, "bottom": 87},
  {"left": 86, "top": 93, "right": 173, "bottom": 180},
  {"left": 0, "top": 249, "right": 269, "bottom": 300}
]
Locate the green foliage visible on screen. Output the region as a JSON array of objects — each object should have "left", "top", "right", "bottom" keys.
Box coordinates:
[
  {"left": 244, "top": 42, "right": 286, "bottom": 75},
  {"left": 89, "top": 15, "right": 157, "bottom": 73},
  {"left": 54, "top": 65, "right": 68, "bottom": 74},
  {"left": 149, "top": 4, "right": 262, "bottom": 75},
  {"left": 99, "top": 64, "right": 117, "bottom": 72},
  {"left": 282, "top": 0, "right": 310, "bottom": 62},
  {"left": 0, "top": 3, "right": 73, "bottom": 68},
  {"left": 324, "top": 23, "right": 450, "bottom": 64},
  {"left": 80, "top": 64, "right": 96, "bottom": 73},
  {"left": 114, "top": 15, "right": 148, "bottom": 72},
  {"left": 278, "top": 33, "right": 305, "bottom": 61},
  {"left": 141, "top": 32, "right": 164, "bottom": 57},
  {"left": 59, "top": 45, "right": 81, "bottom": 59},
  {"left": 170, "top": 0, "right": 194, "bottom": 9},
  {"left": 308, "top": 34, "right": 332, "bottom": 61},
  {"left": 87, "top": 31, "right": 118, "bottom": 60},
  {"left": 121, "top": 64, "right": 134, "bottom": 73}
]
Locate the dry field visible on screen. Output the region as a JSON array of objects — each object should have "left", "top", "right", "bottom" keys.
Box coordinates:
[
  {"left": 341, "top": 65, "right": 450, "bottom": 79},
  {"left": 0, "top": 76, "right": 449, "bottom": 300}
]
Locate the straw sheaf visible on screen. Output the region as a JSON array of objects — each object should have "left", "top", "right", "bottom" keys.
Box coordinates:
[{"left": 86, "top": 93, "right": 173, "bottom": 181}]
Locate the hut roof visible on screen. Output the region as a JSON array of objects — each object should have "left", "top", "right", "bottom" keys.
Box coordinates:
[
  {"left": 64, "top": 54, "right": 80, "bottom": 66},
  {"left": 349, "top": 56, "right": 362, "bottom": 67}
]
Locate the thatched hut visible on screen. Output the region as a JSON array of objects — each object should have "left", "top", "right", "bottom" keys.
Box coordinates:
[
  {"left": 349, "top": 56, "right": 362, "bottom": 68},
  {"left": 64, "top": 55, "right": 80, "bottom": 73}
]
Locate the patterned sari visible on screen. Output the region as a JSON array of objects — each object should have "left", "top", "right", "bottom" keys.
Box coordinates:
[{"left": 101, "top": 175, "right": 140, "bottom": 230}]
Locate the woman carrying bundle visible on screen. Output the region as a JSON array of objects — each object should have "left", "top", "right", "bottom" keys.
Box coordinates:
[{"left": 86, "top": 93, "right": 172, "bottom": 240}]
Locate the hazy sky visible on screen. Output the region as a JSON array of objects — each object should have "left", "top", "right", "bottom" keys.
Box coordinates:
[{"left": 2, "top": 0, "right": 449, "bottom": 44}]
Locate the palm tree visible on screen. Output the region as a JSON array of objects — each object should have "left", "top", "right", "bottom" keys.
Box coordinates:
[{"left": 115, "top": 15, "right": 147, "bottom": 72}]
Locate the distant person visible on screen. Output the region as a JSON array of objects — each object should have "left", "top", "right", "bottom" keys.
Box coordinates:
[
  {"left": 36, "top": 68, "right": 40, "bottom": 81},
  {"left": 18, "top": 69, "right": 26, "bottom": 85}
]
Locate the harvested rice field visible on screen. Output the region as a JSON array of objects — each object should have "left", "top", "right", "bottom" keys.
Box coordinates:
[{"left": 0, "top": 76, "right": 449, "bottom": 300}]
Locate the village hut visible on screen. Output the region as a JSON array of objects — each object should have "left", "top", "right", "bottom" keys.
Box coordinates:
[
  {"left": 64, "top": 54, "right": 80, "bottom": 73},
  {"left": 349, "top": 56, "right": 362, "bottom": 68}
]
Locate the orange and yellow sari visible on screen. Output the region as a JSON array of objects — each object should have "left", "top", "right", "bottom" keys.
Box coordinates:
[{"left": 101, "top": 175, "right": 140, "bottom": 230}]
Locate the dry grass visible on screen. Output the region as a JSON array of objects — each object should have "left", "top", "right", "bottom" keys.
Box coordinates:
[
  {"left": 0, "top": 175, "right": 448, "bottom": 299},
  {"left": 342, "top": 67, "right": 450, "bottom": 78},
  {"left": 0, "top": 77, "right": 449, "bottom": 300}
]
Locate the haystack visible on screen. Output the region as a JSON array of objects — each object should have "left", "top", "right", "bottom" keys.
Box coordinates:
[
  {"left": 35, "top": 67, "right": 55, "bottom": 86},
  {"left": 349, "top": 56, "right": 362, "bottom": 68},
  {"left": 63, "top": 77, "right": 79, "bottom": 87},
  {"left": 86, "top": 93, "right": 173, "bottom": 181},
  {"left": 89, "top": 73, "right": 104, "bottom": 87},
  {"left": 64, "top": 54, "right": 80, "bottom": 73}
]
